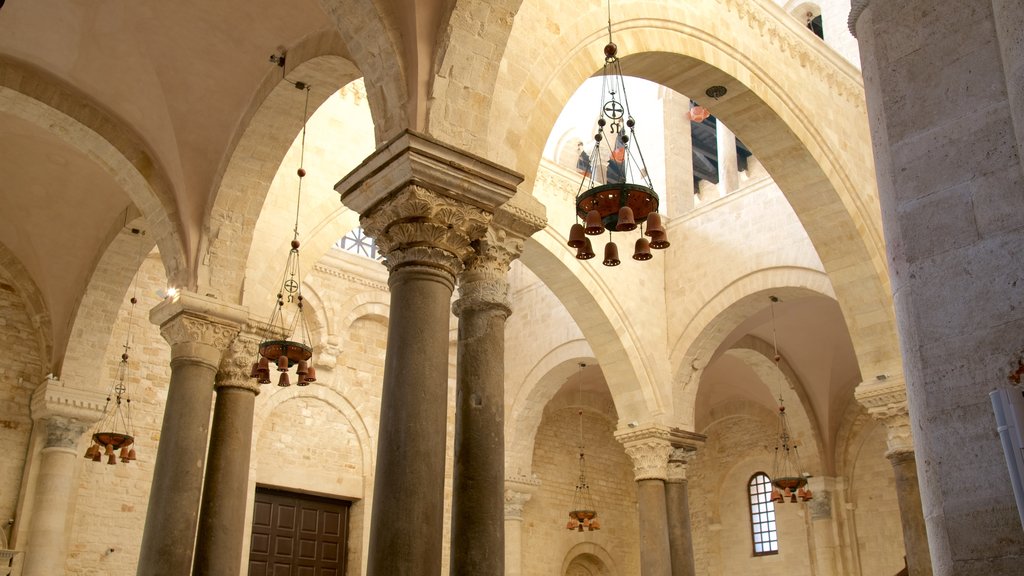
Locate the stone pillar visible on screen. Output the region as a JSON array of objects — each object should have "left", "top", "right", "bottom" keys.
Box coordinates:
[
  {"left": 856, "top": 379, "right": 932, "bottom": 576},
  {"left": 21, "top": 380, "right": 104, "bottom": 576},
  {"left": 336, "top": 131, "right": 522, "bottom": 576},
  {"left": 665, "top": 448, "right": 696, "bottom": 576},
  {"left": 450, "top": 208, "right": 543, "bottom": 576},
  {"left": 851, "top": 2, "right": 1024, "bottom": 574},
  {"left": 804, "top": 477, "right": 840, "bottom": 576},
  {"left": 662, "top": 89, "right": 694, "bottom": 216},
  {"left": 619, "top": 428, "right": 674, "bottom": 576},
  {"left": 193, "top": 329, "right": 261, "bottom": 576},
  {"left": 715, "top": 122, "right": 738, "bottom": 197},
  {"left": 139, "top": 292, "right": 246, "bottom": 576},
  {"left": 503, "top": 475, "right": 540, "bottom": 576}
]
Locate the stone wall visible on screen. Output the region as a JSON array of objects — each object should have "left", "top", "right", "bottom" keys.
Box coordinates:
[
  {"left": 0, "top": 279, "right": 43, "bottom": 546},
  {"left": 848, "top": 423, "right": 904, "bottom": 575},
  {"left": 523, "top": 399, "right": 640, "bottom": 576}
]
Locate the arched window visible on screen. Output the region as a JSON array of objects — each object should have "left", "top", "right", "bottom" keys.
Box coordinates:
[{"left": 748, "top": 472, "right": 779, "bottom": 555}]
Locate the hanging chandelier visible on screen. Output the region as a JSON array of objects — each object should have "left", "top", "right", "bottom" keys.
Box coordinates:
[
  {"left": 249, "top": 76, "right": 317, "bottom": 388},
  {"left": 84, "top": 228, "right": 144, "bottom": 465},
  {"left": 566, "top": 3, "right": 668, "bottom": 265},
  {"left": 767, "top": 296, "right": 812, "bottom": 503},
  {"left": 567, "top": 363, "right": 601, "bottom": 531}
]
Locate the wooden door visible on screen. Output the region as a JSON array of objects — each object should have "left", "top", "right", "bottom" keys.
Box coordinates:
[{"left": 249, "top": 487, "right": 349, "bottom": 576}]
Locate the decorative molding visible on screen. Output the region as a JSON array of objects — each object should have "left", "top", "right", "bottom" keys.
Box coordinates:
[
  {"left": 856, "top": 378, "right": 915, "bottom": 454},
  {"left": 215, "top": 331, "right": 263, "bottom": 394},
  {"left": 149, "top": 291, "right": 248, "bottom": 367},
  {"left": 452, "top": 277, "right": 511, "bottom": 317},
  {"left": 313, "top": 262, "right": 389, "bottom": 292},
  {"left": 717, "top": 0, "right": 865, "bottom": 107},
  {"left": 623, "top": 438, "right": 674, "bottom": 481},
  {"left": 504, "top": 489, "right": 534, "bottom": 520},
  {"left": 360, "top": 185, "right": 491, "bottom": 277},
  {"left": 848, "top": 0, "right": 872, "bottom": 38},
  {"left": 336, "top": 129, "right": 522, "bottom": 217},
  {"left": 666, "top": 447, "right": 697, "bottom": 483},
  {"left": 30, "top": 378, "right": 105, "bottom": 448}
]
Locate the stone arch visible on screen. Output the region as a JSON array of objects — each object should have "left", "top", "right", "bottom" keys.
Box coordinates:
[
  {"left": 0, "top": 57, "right": 185, "bottom": 285},
  {"left": 425, "top": 0, "right": 522, "bottom": 153},
  {"left": 492, "top": 0, "right": 901, "bottom": 402},
  {"left": 315, "top": 0, "right": 408, "bottom": 141},
  {"left": 253, "top": 383, "right": 374, "bottom": 478},
  {"left": 60, "top": 221, "right": 158, "bottom": 387},
  {"left": 521, "top": 228, "right": 669, "bottom": 428},
  {"left": 560, "top": 542, "right": 618, "bottom": 576},
  {"left": 717, "top": 337, "right": 825, "bottom": 472},
  {"left": 671, "top": 268, "right": 835, "bottom": 426},
  {"left": 506, "top": 339, "right": 594, "bottom": 476},
  {"left": 204, "top": 38, "right": 362, "bottom": 302},
  {"left": 0, "top": 243, "right": 51, "bottom": 379}
]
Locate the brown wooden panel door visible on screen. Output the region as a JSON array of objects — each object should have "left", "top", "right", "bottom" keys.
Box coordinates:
[{"left": 249, "top": 487, "right": 349, "bottom": 576}]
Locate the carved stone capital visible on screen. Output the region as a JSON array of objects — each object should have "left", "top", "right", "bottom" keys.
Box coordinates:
[
  {"left": 504, "top": 489, "right": 533, "bottom": 520},
  {"left": 216, "top": 328, "right": 263, "bottom": 395},
  {"left": 666, "top": 447, "right": 698, "bottom": 483},
  {"left": 30, "top": 378, "right": 105, "bottom": 449},
  {"left": 360, "top": 185, "right": 491, "bottom": 278},
  {"left": 856, "top": 377, "right": 915, "bottom": 454},
  {"left": 150, "top": 291, "right": 248, "bottom": 369},
  {"left": 452, "top": 277, "right": 511, "bottom": 318}
]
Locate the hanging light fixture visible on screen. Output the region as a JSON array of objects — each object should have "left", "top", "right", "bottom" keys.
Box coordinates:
[
  {"left": 567, "top": 363, "right": 601, "bottom": 531},
  {"left": 566, "top": 1, "right": 668, "bottom": 265},
  {"left": 767, "top": 296, "right": 812, "bottom": 503},
  {"left": 85, "top": 228, "right": 145, "bottom": 465},
  {"left": 249, "top": 77, "right": 317, "bottom": 388}
]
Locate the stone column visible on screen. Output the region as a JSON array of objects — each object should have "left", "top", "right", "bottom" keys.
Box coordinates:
[
  {"left": 619, "top": 428, "right": 674, "bottom": 576},
  {"left": 336, "top": 131, "right": 522, "bottom": 576},
  {"left": 856, "top": 379, "right": 931, "bottom": 576},
  {"left": 139, "top": 292, "right": 246, "bottom": 576},
  {"left": 662, "top": 89, "right": 694, "bottom": 215},
  {"left": 193, "top": 329, "right": 261, "bottom": 576},
  {"left": 715, "top": 122, "right": 738, "bottom": 197},
  {"left": 665, "top": 448, "right": 696, "bottom": 576},
  {"left": 21, "top": 380, "right": 104, "bottom": 576},
  {"left": 450, "top": 208, "right": 543, "bottom": 576},
  {"left": 804, "top": 477, "right": 840, "bottom": 576},
  {"left": 503, "top": 475, "right": 540, "bottom": 576},
  {"left": 851, "top": 2, "right": 1024, "bottom": 574}
]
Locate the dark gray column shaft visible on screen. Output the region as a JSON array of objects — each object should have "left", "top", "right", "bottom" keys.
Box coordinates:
[
  {"left": 367, "top": 266, "right": 455, "bottom": 576},
  {"left": 665, "top": 479, "right": 695, "bottom": 576},
  {"left": 889, "top": 451, "right": 932, "bottom": 576},
  {"left": 193, "top": 385, "right": 257, "bottom": 575},
  {"left": 637, "top": 479, "right": 672, "bottom": 576},
  {"left": 138, "top": 358, "right": 218, "bottom": 576},
  {"left": 450, "top": 299, "right": 509, "bottom": 576}
]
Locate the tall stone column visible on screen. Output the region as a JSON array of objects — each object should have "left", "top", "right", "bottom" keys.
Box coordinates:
[
  {"left": 450, "top": 208, "right": 544, "bottom": 576},
  {"left": 663, "top": 90, "right": 694, "bottom": 215},
  {"left": 619, "top": 428, "right": 674, "bottom": 576},
  {"left": 336, "top": 131, "right": 521, "bottom": 576},
  {"left": 503, "top": 475, "right": 540, "bottom": 576},
  {"left": 665, "top": 448, "right": 696, "bottom": 576},
  {"left": 193, "top": 329, "right": 261, "bottom": 576},
  {"left": 140, "top": 292, "right": 246, "bottom": 576},
  {"left": 804, "top": 477, "right": 840, "bottom": 576},
  {"left": 856, "top": 379, "right": 932, "bottom": 576},
  {"left": 715, "top": 122, "right": 738, "bottom": 197},
  {"left": 851, "top": 2, "right": 1024, "bottom": 574},
  {"left": 21, "top": 380, "right": 104, "bottom": 576}
]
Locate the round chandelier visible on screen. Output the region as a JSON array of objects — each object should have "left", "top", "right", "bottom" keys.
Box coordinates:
[
  {"left": 249, "top": 77, "right": 317, "bottom": 388},
  {"left": 767, "top": 296, "right": 812, "bottom": 503},
  {"left": 566, "top": 20, "right": 669, "bottom": 265},
  {"left": 567, "top": 363, "right": 601, "bottom": 531}
]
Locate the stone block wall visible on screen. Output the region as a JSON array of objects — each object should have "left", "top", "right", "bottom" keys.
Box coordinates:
[
  {"left": 523, "top": 402, "right": 640, "bottom": 576},
  {"left": 848, "top": 423, "right": 904, "bottom": 575},
  {"left": 0, "top": 280, "right": 43, "bottom": 547}
]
